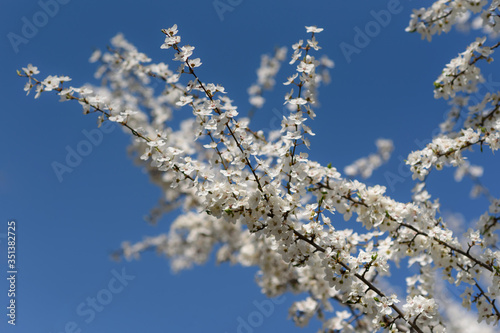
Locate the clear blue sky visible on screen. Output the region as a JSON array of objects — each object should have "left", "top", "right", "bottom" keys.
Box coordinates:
[{"left": 1, "top": 1, "right": 499, "bottom": 332}]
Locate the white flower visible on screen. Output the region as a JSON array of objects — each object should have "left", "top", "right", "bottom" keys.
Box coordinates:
[
  {"left": 109, "top": 110, "right": 137, "bottom": 123},
  {"left": 187, "top": 58, "right": 202, "bottom": 68},
  {"left": 174, "top": 45, "right": 194, "bottom": 61},
  {"left": 286, "top": 97, "right": 308, "bottom": 105},
  {"left": 161, "top": 24, "right": 178, "bottom": 36},
  {"left": 89, "top": 50, "right": 101, "bottom": 63},
  {"left": 176, "top": 95, "right": 193, "bottom": 106},
  {"left": 41, "top": 75, "right": 71, "bottom": 91},
  {"left": 465, "top": 228, "right": 482, "bottom": 244},
  {"left": 284, "top": 73, "right": 298, "bottom": 85},
  {"left": 22, "top": 64, "right": 39, "bottom": 76},
  {"left": 146, "top": 138, "right": 166, "bottom": 147},
  {"left": 305, "top": 25, "right": 324, "bottom": 33},
  {"left": 161, "top": 36, "right": 181, "bottom": 49},
  {"left": 403, "top": 295, "right": 437, "bottom": 319},
  {"left": 297, "top": 61, "right": 314, "bottom": 74},
  {"left": 375, "top": 295, "right": 399, "bottom": 316},
  {"left": 161, "top": 25, "right": 181, "bottom": 49}
]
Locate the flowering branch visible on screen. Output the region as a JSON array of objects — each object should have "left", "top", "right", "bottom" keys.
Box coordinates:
[{"left": 19, "top": 4, "right": 500, "bottom": 330}]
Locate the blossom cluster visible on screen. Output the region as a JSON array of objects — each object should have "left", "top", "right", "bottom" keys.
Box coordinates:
[
  {"left": 248, "top": 47, "right": 288, "bottom": 109},
  {"left": 405, "top": 36, "right": 500, "bottom": 183},
  {"left": 406, "top": 0, "right": 500, "bottom": 41},
  {"left": 344, "top": 138, "right": 394, "bottom": 179},
  {"left": 19, "top": 5, "right": 500, "bottom": 332}
]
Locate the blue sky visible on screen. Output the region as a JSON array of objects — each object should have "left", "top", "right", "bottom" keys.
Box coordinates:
[{"left": 1, "top": 0, "right": 499, "bottom": 332}]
